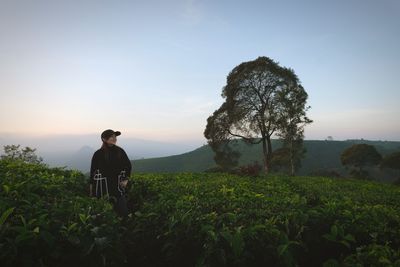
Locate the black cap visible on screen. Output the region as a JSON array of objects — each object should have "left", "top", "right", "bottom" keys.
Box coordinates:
[{"left": 101, "top": 129, "right": 121, "bottom": 140}]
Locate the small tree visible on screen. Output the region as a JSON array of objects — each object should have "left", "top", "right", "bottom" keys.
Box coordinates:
[
  {"left": 270, "top": 146, "right": 304, "bottom": 175},
  {"left": 213, "top": 141, "right": 241, "bottom": 172},
  {"left": 1, "top": 144, "right": 44, "bottom": 164},
  {"left": 340, "top": 144, "right": 382, "bottom": 179},
  {"left": 380, "top": 151, "right": 400, "bottom": 184},
  {"left": 270, "top": 147, "right": 290, "bottom": 174},
  {"left": 234, "top": 161, "right": 262, "bottom": 177},
  {"left": 274, "top": 82, "right": 311, "bottom": 176}
]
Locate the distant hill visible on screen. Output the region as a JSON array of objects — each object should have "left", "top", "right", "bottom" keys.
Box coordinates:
[{"left": 132, "top": 139, "right": 400, "bottom": 181}]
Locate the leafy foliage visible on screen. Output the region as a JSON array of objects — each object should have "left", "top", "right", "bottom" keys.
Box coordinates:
[
  {"left": 380, "top": 151, "right": 400, "bottom": 171},
  {"left": 204, "top": 56, "right": 312, "bottom": 174},
  {"left": 124, "top": 172, "right": 400, "bottom": 266},
  {"left": 341, "top": 144, "right": 383, "bottom": 179},
  {"left": 341, "top": 144, "right": 382, "bottom": 168},
  {"left": 232, "top": 161, "right": 263, "bottom": 177},
  {"left": 0, "top": 158, "right": 126, "bottom": 267},
  {"left": 1, "top": 144, "right": 44, "bottom": 164},
  {"left": 1, "top": 158, "right": 400, "bottom": 266}
]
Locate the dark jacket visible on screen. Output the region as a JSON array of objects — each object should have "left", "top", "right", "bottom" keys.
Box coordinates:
[{"left": 89, "top": 144, "right": 132, "bottom": 198}]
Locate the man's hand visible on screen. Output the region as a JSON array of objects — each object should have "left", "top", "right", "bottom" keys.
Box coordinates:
[{"left": 119, "top": 180, "right": 128, "bottom": 188}]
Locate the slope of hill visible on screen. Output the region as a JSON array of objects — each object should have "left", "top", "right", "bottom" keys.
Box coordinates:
[{"left": 132, "top": 139, "right": 400, "bottom": 179}]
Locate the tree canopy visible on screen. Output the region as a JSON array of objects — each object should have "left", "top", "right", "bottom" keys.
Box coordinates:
[{"left": 204, "top": 56, "right": 312, "bottom": 174}]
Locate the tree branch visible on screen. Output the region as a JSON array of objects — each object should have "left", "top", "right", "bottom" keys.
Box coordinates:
[{"left": 227, "top": 128, "right": 263, "bottom": 144}]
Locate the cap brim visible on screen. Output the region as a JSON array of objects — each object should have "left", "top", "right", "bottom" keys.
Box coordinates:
[{"left": 114, "top": 131, "right": 121, "bottom": 136}]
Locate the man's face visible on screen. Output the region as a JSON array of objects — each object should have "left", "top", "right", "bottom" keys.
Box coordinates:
[{"left": 103, "top": 134, "right": 117, "bottom": 145}]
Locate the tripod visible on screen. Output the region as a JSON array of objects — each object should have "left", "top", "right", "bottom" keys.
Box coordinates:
[{"left": 94, "top": 169, "right": 109, "bottom": 198}]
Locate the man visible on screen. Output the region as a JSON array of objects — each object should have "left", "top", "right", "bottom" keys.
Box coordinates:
[{"left": 89, "top": 129, "right": 132, "bottom": 218}]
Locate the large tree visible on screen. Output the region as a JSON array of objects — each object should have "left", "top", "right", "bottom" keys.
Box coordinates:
[{"left": 204, "top": 56, "right": 312, "bottom": 174}]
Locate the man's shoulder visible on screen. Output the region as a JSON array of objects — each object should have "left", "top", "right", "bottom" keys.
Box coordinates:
[
  {"left": 115, "top": 145, "right": 125, "bottom": 152},
  {"left": 93, "top": 148, "right": 103, "bottom": 156}
]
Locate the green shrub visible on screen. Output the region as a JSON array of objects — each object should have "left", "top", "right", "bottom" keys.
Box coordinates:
[{"left": 1, "top": 159, "right": 400, "bottom": 266}]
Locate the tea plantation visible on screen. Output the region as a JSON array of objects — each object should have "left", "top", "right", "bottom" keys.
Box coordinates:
[{"left": 1, "top": 158, "right": 400, "bottom": 267}]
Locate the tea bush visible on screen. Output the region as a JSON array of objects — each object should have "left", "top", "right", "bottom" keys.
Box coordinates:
[
  {"left": 0, "top": 159, "right": 126, "bottom": 267},
  {"left": 1, "top": 158, "right": 400, "bottom": 266},
  {"left": 125, "top": 173, "right": 400, "bottom": 266}
]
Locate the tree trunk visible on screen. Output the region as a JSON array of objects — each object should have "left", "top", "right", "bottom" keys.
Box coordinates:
[
  {"left": 261, "top": 136, "right": 268, "bottom": 174},
  {"left": 290, "top": 139, "right": 295, "bottom": 176},
  {"left": 262, "top": 135, "right": 273, "bottom": 175}
]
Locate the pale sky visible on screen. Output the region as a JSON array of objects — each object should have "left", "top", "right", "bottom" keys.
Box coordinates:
[{"left": 1, "top": 0, "right": 399, "bottom": 144}]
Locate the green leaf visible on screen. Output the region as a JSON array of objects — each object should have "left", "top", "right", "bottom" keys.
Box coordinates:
[
  {"left": 340, "top": 240, "right": 350, "bottom": 249},
  {"left": 344, "top": 234, "right": 355, "bottom": 242},
  {"left": 94, "top": 237, "right": 109, "bottom": 249},
  {"left": 208, "top": 230, "right": 217, "bottom": 242},
  {"left": 15, "top": 232, "right": 34, "bottom": 243},
  {"left": 19, "top": 215, "right": 27, "bottom": 227},
  {"left": 79, "top": 214, "right": 87, "bottom": 224},
  {"left": 232, "top": 232, "right": 244, "bottom": 257},
  {"left": 68, "top": 235, "right": 80, "bottom": 245},
  {"left": 3, "top": 184, "right": 10, "bottom": 194},
  {"left": 0, "top": 207, "right": 15, "bottom": 228},
  {"left": 330, "top": 225, "right": 338, "bottom": 238},
  {"left": 220, "top": 230, "right": 232, "bottom": 243},
  {"left": 84, "top": 242, "right": 95, "bottom": 256},
  {"left": 134, "top": 211, "right": 142, "bottom": 217},
  {"left": 278, "top": 243, "right": 289, "bottom": 256},
  {"left": 323, "top": 258, "right": 340, "bottom": 267},
  {"left": 68, "top": 222, "right": 78, "bottom": 232},
  {"left": 40, "top": 230, "right": 55, "bottom": 246}
]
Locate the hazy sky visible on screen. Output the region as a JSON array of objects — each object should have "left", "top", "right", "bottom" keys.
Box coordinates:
[{"left": 1, "top": 0, "right": 399, "bottom": 144}]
